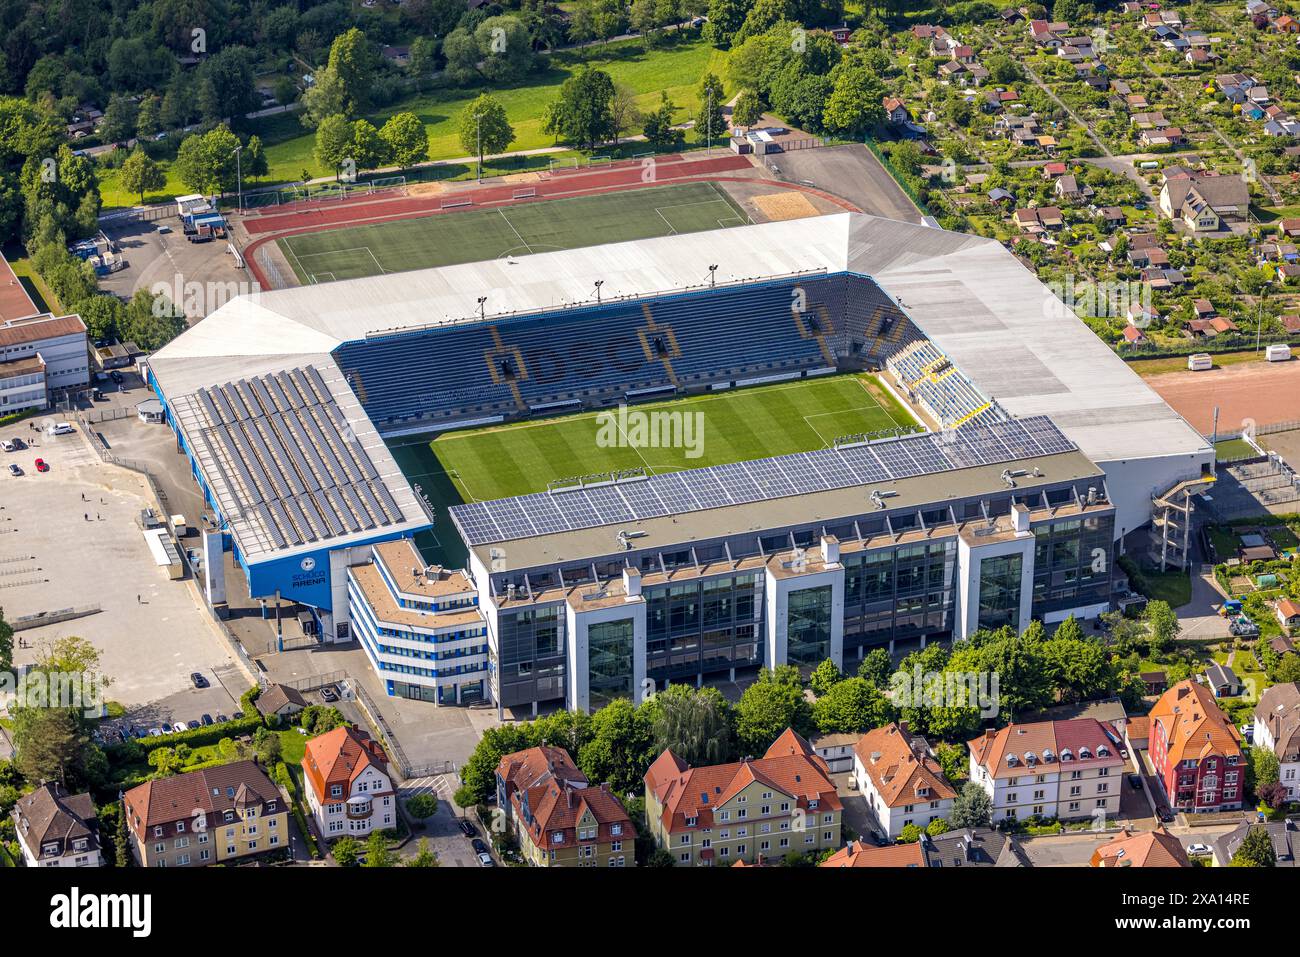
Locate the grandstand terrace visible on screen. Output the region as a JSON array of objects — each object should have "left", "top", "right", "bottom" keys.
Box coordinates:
[{"left": 146, "top": 213, "right": 1213, "bottom": 649}]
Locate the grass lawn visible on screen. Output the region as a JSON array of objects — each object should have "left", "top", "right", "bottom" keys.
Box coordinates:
[
  {"left": 1208, "top": 525, "right": 1241, "bottom": 561},
  {"left": 1214, "top": 438, "right": 1256, "bottom": 461},
  {"left": 99, "top": 36, "right": 727, "bottom": 209},
  {"left": 1133, "top": 566, "right": 1194, "bottom": 608},
  {"left": 391, "top": 373, "right": 917, "bottom": 567},
  {"left": 1126, "top": 350, "right": 1267, "bottom": 377},
  {"left": 2, "top": 247, "right": 60, "bottom": 314},
  {"left": 279, "top": 182, "right": 747, "bottom": 282}
]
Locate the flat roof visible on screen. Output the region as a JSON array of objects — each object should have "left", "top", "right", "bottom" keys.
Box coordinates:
[
  {"left": 0, "top": 312, "right": 85, "bottom": 348},
  {"left": 0, "top": 258, "right": 39, "bottom": 324},
  {"left": 471, "top": 446, "right": 1105, "bottom": 572}
]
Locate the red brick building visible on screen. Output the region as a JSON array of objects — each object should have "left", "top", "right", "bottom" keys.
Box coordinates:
[{"left": 1148, "top": 681, "right": 1244, "bottom": 814}]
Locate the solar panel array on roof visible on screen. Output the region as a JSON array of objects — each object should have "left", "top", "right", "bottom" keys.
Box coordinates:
[
  {"left": 192, "top": 367, "right": 403, "bottom": 549},
  {"left": 449, "top": 416, "right": 1077, "bottom": 546}
]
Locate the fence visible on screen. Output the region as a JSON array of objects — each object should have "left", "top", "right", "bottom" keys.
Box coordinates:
[
  {"left": 349, "top": 680, "right": 426, "bottom": 781},
  {"left": 81, "top": 406, "right": 135, "bottom": 425},
  {"left": 256, "top": 245, "right": 290, "bottom": 290},
  {"left": 1120, "top": 336, "right": 1300, "bottom": 361},
  {"left": 268, "top": 669, "right": 347, "bottom": 693}
]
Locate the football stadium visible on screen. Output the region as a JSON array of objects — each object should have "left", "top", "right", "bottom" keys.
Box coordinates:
[{"left": 146, "top": 211, "right": 1214, "bottom": 712}]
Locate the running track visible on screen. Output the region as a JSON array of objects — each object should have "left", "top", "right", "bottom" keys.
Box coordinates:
[{"left": 239, "top": 152, "right": 861, "bottom": 290}]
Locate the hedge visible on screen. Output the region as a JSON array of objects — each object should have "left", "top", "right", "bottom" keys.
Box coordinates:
[
  {"left": 106, "top": 715, "right": 264, "bottom": 762},
  {"left": 275, "top": 760, "right": 320, "bottom": 859}
]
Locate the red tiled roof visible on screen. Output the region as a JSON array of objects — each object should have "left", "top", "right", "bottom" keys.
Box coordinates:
[
  {"left": 854, "top": 723, "right": 956, "bottom": 808},
  {"left": 970, "top": 718, "right": 1126, "bottom": 779},
  {"left": 301, "top": 725, "right": 391, "bottom": 804},
  {"left": 1150, "top": 681, "right": 1241, "bottom": 767},
  {"left": 821, "top": 840, "right": 926, "bottom": 867}
]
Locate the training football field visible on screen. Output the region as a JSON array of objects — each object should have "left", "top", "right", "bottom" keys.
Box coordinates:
[
  {"left": 390, "top": 374, "right": 917, "bottom": 566},
  {"left": 278, "top": 182, "right": 749, "bottom": 283}
]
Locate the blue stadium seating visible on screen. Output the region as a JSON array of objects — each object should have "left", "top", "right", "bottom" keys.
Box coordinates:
[{"left": 332, "top": 273, "right": 934, "bottom": 432}]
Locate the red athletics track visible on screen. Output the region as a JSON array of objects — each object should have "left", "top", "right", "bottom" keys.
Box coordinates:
[{"left": 239, "top": 152, "right": 862, "bottom": 290}]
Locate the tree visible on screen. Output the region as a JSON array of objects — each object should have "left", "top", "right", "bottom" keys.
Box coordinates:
[
  {"left": 457, "top": 94, "right": 514, "bottom": 176},
  {"left": 544, "top": 67, "right": 616, "bottom": 148},
  {"left": 476, "top": 16, "right": 535, "bottom": 84},
  {"left": 326, "top": 28, "right": 379, "bottom": 116},
  {"left": 926, "top": 817, "right": 949, "bottom": 837},
  {"left": 243, "top": 135, "right": 269, "bottom": 180},
  {"left": 695, "top": 72, "right": 726, "bottom": 145},
  {"left": 1230, "top": 825, "right": 1276, "bottom": 867},
  {"left": 577, "top": 698, "right": 654, "bottom": 795},
  {"left": 114, "top": 801, "right": 132, "bottom": 867},
  {"left": 100, "top": 95, "right": 138, "bottom": 145},
  {"left": 1251, "top": 745, "right": 1280, "bottom": 789},
  {"left": 406, "top": 837, "right": 440, "bottom": 866},
  {"left": 899, "top": 822, "right": 922, "bottom": 843},
  {"left": 120, "top": 149, "right": 165, "bottom": 204},
  {"left": 731, "top": 89, "right": 764, "bottom": 130},
  {"left": 950, "top": 780, "right": 993, "bottom": 829},
  {"left": 822, "top": 63, "right": 884, "bottom": 138},
  {"left": 442, "top": 28, "right": 481, "bottom": 84},
  {"left": 174, "top": 125, "right": 241, "bottom": 195},
  {"left": 934, "top": 741, "right": 969, "bottom": 783},
  {"left": 332, "top": 835, "right": 362, "bottom": 866},
  {"left": 380, "top": 113, "right": 430, "bottom": 171},
  {"left": 642, "top": 93, "right": 683, "bottom": 150},
  {"left": 704, "top": 0, "right": 749, "bottom": 48},
  {"left": 812, "top": 677, "right": 891, "bottom": 735},
  {"left": 610, "top": 85, "right": 643, "bottom": 144},
  {"left": 197, "top": 46, "right": 259, "bottom": 125},
  {"left": 363, "top": 831, "right": 398, "bottom": 867},
  {"left": 645, "top": 847, "right": 676, "bottom": 866},
  {"left": 808, "top": 658, "right": 843, "bottom": 697},
  {"left": 734, "top": 666, "right": 814, "bottom": 755},
  {"left": 1042, "top": 633, "right": 1116, "bottom": 704},
  {"left": 858, "top": 648, "right": 892, "bottom": 688},
  {"left": 314, "top": 114, "right": 354, "bottom": 174},
  {"left": 1145, "top": 600, "right": 1180, "bottom": 655},
  {"left": 13, "top": 707, "right": 83, "bottom": 786},
  {"left": 406, "top": 793, "right": 439, "bottom": 819},
  {"left": 347, "top": 120, "right": 389, "bottom": 173},
  {"left": 648, "top": 685, "right": 737, "bottom": 767}
]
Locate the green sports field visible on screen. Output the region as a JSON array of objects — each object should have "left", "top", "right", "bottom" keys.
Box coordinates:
[
  {"left": 390, "top": 373, "right": 918, "bottom": 567},
  {"left": 279, "top": 182, "right": 749, "bottom": 284}
]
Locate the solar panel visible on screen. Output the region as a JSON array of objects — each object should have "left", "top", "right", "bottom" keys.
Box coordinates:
[
  {"left": 804, "top": 449, "right": 857, "bottom": 488},
  {"left": 484, "top": 496, "right": 537, "bottom": 541},
  {"left": 616, "top": 479, "right": 672, "bottom": 517},
  {"left": 515, "top": 493, "right": 570, "bottom": 535},
  {"left": 709, "top": 462, "right": 765, "bottom": 504},
  {"left": 584, "top": 484, "right": 636, "bottom": 525},
  {"left": 837, "top": 445, "right": 889, "bottom": 484},
  {"left": 679, "top": 470, "right": 731, "bottom": 510},
  {"left": 551, "top": 489, "right": 602, "bottom": 528},
  {"left": 649, "top": 473, "right": 699, "bottom": 513},
  {"left": 741, "top": 458, "right": 798, "bottom": 498}
]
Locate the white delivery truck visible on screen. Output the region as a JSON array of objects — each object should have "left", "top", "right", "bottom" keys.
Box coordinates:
[
  {"left": 1187, "top": 353, "right": 1213, "bottom": 371},
  {"left": 1266, "top": 343, "right": 1292, "bottom": 362}
]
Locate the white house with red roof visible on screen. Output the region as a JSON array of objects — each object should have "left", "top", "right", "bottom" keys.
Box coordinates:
[
  {"left": 302, "top": 725, "right": 396, "bottom": 838},
  {"left": 853, "top": 722, "right": 957, "bottom": 838},
  {"left": 969, "top": 718, "right": 1126, "bottom": 823}
]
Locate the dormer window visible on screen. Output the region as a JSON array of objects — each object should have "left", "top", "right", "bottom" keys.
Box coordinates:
[
  {"left": 330, "top": 785, "right": 344, "bottom": 798},
  {"left": 1061, "top": 749, "right": 1073, "bottom": 761}
]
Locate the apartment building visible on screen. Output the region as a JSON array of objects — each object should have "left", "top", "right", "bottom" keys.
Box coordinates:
[
  {"left": 644, "top": 728, "right": 842, "bottom": 866},
  {"left": 11, "top": 783, "right": 103, "bottom": 867},
  {"left": 123, "top": 761, "right": 288, "bottom": 867},
  {"left": 968, "top": 718, "right": 1126, "bottom": 823},
  {"left": 1149, "top": 680, "right": 1244, "bottom": 814},
  {"left": 496, "top": 745, "right": 588, "bottom": 830},
  {"left": 301, "top": 725, "right": 396, "bottom": 838},
  {"left": 852, "top": 721, "right": 957, "bottom": 839},
  {"left": 1253, "top": 683, "right": 1300, "bottom": 801}
]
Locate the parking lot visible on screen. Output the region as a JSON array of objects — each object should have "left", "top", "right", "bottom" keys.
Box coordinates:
[
  {"left": 99, "top": 212, "right": 250, "bottom": 320},
  {"left": 2, "top": 423, "right": 249, "bottom": 717}
]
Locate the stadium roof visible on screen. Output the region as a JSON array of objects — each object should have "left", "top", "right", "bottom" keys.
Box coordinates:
[{"left": 151, "top": 213, "right": 1208, "bottom": 468}]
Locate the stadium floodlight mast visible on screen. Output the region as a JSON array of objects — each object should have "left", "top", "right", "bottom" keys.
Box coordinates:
[
  {"left": 232, "top": 144, "right": 243, "bottom": 211},
  {"left": 477, "top": 295, "right": 488, "bottom": 320},
  {"left": 708, "top": 264, "right": 718, "bottom": 287},
  {"left": 594, "top": 279, "right": 603, "bottom": 304}
]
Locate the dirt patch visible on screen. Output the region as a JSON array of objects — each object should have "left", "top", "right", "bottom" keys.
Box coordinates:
[
  {"left": 500, "top": 172, "right": 542, "bottom": 184},
  {"left": 1147, "top": 359, "right": 1300, "bottom": 434},
  {"left": 406, "top": 181, "right": 448, "bottom": 197},
  {"left": 752, "top": 190, "right": 821, "bottom": 221}
]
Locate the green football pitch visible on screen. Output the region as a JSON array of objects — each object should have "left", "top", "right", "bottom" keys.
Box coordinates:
[
  {"left": 278, "top": 182, "right": 750, "bottom": 283},
  {"left": 389, "top": 374, "right": 918, "bottom": 567}
]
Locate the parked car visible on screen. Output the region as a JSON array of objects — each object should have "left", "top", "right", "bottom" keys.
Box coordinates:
[
  {"left": 1187, "top": 843, "right": 1213, "bottom": 856},
  {"left": 471, "top": 838, "right": 490, "bottom": 856},
  {"left": 7, "top": 463, "right": 21, "bottom": 476},
  {"left": 172, "top": 722, "right": 187, "bottom": 733},
  {"left": 321, "top": 686, "right": 339, "bottom": 702},
  {"left": 1, "top": 439, "right": 13, "bottom": 452},
  {"left": 458, "top": 819, "right": 477, "bottom": 838},
  {"left": 110, "top": 371, "right": 123, "bottom": 384},
  {"left": 34, "top": 458, "right": 48, "bottom": 472},
  {"left": 201, "top": 713, "right": 214, "bottom": 726},
  {"left": 215, "top": 713, "right": 229, "bottom": 723},
  {"left": 186, "top": 719, "right": 200, "bottom": 730},
  {"left": 190, "top": 672, "right": 208, "bottom": 688},
  {"left": 1157, "top": 806, "right": 1176, "bottom": 823},
  {"left": 148, "top": 728, "right": 163, "bottom": 737},
  {"left": 477, "top": 852, "right": 495, "bottom": 867},
  {"left": 1128, "top": 774, "right": 1143, "bottom": 791}
]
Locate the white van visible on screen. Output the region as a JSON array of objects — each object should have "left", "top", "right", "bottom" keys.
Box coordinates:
[
  {"left": 1187, "top": 353, "right": 1213, "bottom": 371},
  {"left": 47, "top": 422, "right": 74, "bottom": 435},
  {"left": 1266, "top": 343, "right": 1292, "bottom": 362}
]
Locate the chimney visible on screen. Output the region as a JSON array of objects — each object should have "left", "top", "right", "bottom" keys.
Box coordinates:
[
  {"left": 1011, "top": 502, "right": 1030, "bottom": 534},
  {"left": 898, "top": 719, "right": 909, "bottom": 735},
  {"left": 820, "top": 534, "right": 840, "bottom": 565},
  {"left": 622, "top": 566, "right": 642, "bottom": 600}
]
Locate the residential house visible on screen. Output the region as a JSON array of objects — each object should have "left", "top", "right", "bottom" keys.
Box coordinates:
[
  {"left": 821, "top": 840, "right": 926, "bottom": 867},
  {"left": 11, "top": 783, "right": 103, "bottom": 868},
  {"left": 1159, "top": 171, "right": 1251, "bottom": 231},
  {"left": 919, "top": 826, "right": 1029, "bottom": 867},
  {"left": 1090, "top": 826, "right": 1191, "bottom": 867},
  {"left": 1141, "top": 671, "right": 1169, "bottom": 695},
  {"left": 1246, "top": 1, "right": 1280, "bottom": 20},
  {"left": 643, "top": 728, "right": 842, "bottom": 867},
  {"left": 1274, "top": 13, "right": 1300, "bottom": 32},
  {"left": 123, "top": 761, "right": 288, "bottom": 867},
  {"left": 1203, "top": 661, "right": 1244, "bottom": 697},
  {"left": 882, "top": 97, "right": 910, "bottom": 125},
  {"left": 1054, "top": 174, "right": 1084, "bottom": 202},
  {"left": 1279, "top": 217, "right": 1300, "bottom": 237},
  {"left": 497, "top": 744, "right": 589, "bottom": 830},
  {"left": 853, "top": 722, "right": 957, "bottom": 839},
  {"left": 1148, "top": 680, "right": 1245, "bottom": 814},
  {"left": 1014, "top": 206, "right": 1065, "bottom": 232},
  {"left": 1253, "top": 683, "right": 1300, "bottom": 801},
  {"left": 988, "top": 187, "right": 1016, "bottom": 205},
  {"left": 1096, "top": 206, "right": 1126, "bottom": 228},
  {"left": 1187, "top": 48, "right": 1220, "bottom": 66},
  {"left": 810, "top": 732, "right": 860, "bottom": 774},
  {"left": 254, "top": 683, "right": 307, "bottom": 721},
  {"left": 1121, "top": 325, "right": 1148, "bottom": 345},
  {"left": 968, "top": 718, "right": 1127, "bottom": 823},
  {"left": 1125, "top": 716, "right": 1151, "bottom": 752},
  {"left": 1213, "top": 819, "right": 1297, "bottom": 866},
  {"left": 301, "top": 725, "right": 396, "bottom": 839},
  {"left": 512, "top": 774, "right": 634, "bottom": 867},
  {"left": 1277, "top": 597, "right": 1300, "bottom": 631},
  {"left": 1042, "top": 161, "right": 1068, "bottom": 179},
  {"left": 1029, "top": 19, "right": 1070, "bottom": 47}
]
